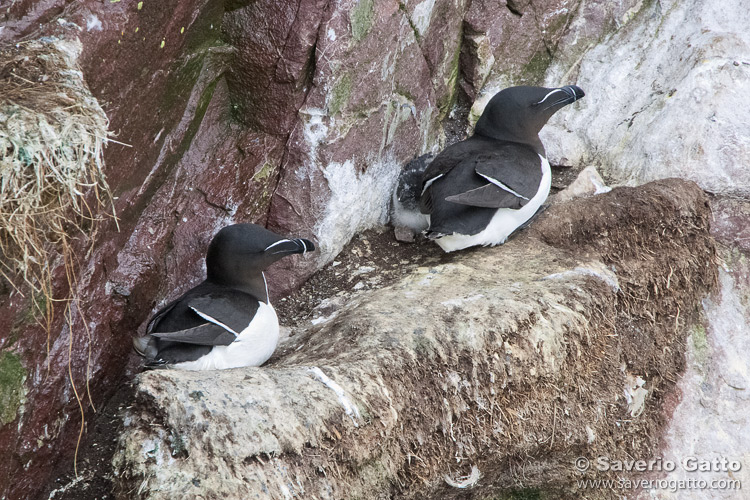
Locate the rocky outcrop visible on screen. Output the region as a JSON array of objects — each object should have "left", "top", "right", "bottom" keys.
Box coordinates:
[
  {"left": 3, "top": 0, "right": 749, "bottom": 498},
  {"left": 0, "top": 1, "right": 604, "bottom": 497},
  {"left": 541, "top": 0, "right": 750, "bottom": 194},
  {"left": 113, "top": 179, "right": 716, "bottom": 499},
  {"left": 529, "top": 1, "right": 750, "bottom": 497}
]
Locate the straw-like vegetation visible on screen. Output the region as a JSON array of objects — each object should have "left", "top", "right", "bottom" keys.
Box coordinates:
[
  {"left": 0, "top": 37, "right": 114, "bottom": 307},
  {"left": 0, "top": 37, "right": 116, "bottom": 476}
]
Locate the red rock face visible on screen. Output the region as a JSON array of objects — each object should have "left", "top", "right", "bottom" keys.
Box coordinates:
[{"left": 0, "top": 0, "right": 607, "bottom": 497}]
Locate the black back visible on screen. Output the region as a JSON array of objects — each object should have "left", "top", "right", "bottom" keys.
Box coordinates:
[{"left": 419, "top": 85, "right": 584, "bottom": 237}]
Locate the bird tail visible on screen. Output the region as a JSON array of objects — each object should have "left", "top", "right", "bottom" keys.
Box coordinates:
[{"left": 133, "top": 336, "right": 158, "bottom": 359}]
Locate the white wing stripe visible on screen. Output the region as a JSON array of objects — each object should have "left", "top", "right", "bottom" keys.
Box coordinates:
[
  {"left": 477, "top": 173, "right": 530, "bottom": 200},
  {"left": 421, "top": 173, "right": 444, "bottom": 195},
  {"left": 189, "top": 306, "right": 239, "bottom": 337}
]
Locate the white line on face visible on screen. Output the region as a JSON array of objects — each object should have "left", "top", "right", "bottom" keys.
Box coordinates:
[
  {"left": 536, "top": 88, "right": 566, "bottom": 105},
  {"left": 264, "top": 239, "right": 291, "bottom": 251}
]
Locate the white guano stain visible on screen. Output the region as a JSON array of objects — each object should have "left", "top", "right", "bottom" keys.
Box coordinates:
[
  {"left": 86, "top": 15, "right": 103, "bottom": 31},
  {"left": 308, "top": 367, "right": 361, "bottom": 426},
  {"left": 412, "top": 0, "right": 436, "bottom": 36}
]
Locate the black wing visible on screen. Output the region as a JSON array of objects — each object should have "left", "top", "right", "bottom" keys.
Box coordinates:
[
  {"left": 140, "top": 283, "right": 262, "bottom": 367},
  {"left": 149, "top": 282, "right": 261, "bottom": 333},
  {"left": 420, "top": 137, "right": 542, "bottom": 213},
  {"left": 442, "top": 183, "right": 518, "bottom": 208},
  {"left": 420, "top": 139, "right": 545, "bottom": 237},
  {"left": 419, "top": 141, "right": 477, "bottom": 214},
  {"left": 145, "top": 296, "right": 180, "bottom": 334},
  {"left": 471, "top": 145, "right": 543, "bottom": 205},
  {"left": 186, "top": 294, "right": 261, "bottom": 335},
  {"left": 150, "top": 323, "right": 237, "bottom": 346}
]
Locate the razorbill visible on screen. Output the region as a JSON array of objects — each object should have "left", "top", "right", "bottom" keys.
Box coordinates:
[
  {"left": 132, "top": 223, "right": 315, "bottom": 370},
  {"left": 391, "top": 153, "right": 434, "bottom": 241},
  {"left": 419, "top": 85, "right": 584, "bottom": 252}
]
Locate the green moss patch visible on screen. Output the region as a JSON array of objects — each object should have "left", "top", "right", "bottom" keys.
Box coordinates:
[
  {"left": 398, "top": 2, "right": 421, "bottom": 42},
  {"left": 437, "top": 27, "right": 463, "bottom": 121},
  {"left": 329, "top": 73, "right": 353, "bottom": 116},
  {"left": 350, "top": 0, "right": 374, "bottom": 42},
  {"left": 252, "top": 162, "right": 275, "bottom": 182},
  {"left": 0, "top": 352, "right": 26, "bottom": 426},
  {"left": 520, "top": 50, "right": 553, "bottom": 85},
  {"left": 690, "top": 324, "right": 710, "bottom": 366}
]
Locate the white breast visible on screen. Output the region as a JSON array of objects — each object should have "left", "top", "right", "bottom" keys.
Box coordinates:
[
  {"left": 435, "top": 155, "right": 551, "bottom": 252},
  {"left": 175, "top": 302, "right": 280, "bottom": 371},
  {"left": 391, "top": 188, "right": 430, "bottom": 233}
]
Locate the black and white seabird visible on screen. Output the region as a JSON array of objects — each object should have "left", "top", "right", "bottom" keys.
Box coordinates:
[
  {"left": 391, "top": 153, "right": 434, "bottom": 241},
  {"left": 133, "top": 223, "right": 315, "bottom": 370},
  {"left": 418, "top": 85, "right": 585, "bottom": 252}
]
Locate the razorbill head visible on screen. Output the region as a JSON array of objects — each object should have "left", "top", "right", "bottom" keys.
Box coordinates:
[
  {"left": 133, "top": 223, "right": 315, "bottom": 370},
  {"left": 419, "top": 85, "right": 584, "bottom": 252}
]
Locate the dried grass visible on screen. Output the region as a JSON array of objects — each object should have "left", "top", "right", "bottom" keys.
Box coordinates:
[
  {"left": 0, "top": 36, "right": 116, "bottom": 476},
  {"left": 0, "top": 37, "right": 114, "bottom": 302}
]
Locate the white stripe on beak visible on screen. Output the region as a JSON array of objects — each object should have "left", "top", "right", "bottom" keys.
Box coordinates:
[
  {"left": 536, "top": 88, "right": 566, "bottom": 105},
  {"left": 264, "top": 239, "right": 292, "bottom": 252}
]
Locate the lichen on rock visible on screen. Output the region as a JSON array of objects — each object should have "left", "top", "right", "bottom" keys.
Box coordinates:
[
  {"left": 542, "top": 0, "right": 750, "bottom": 196},
  {"left": 350, "top": 0, "right": 375, "bottom": 42},
  {"left": 0, "top": 352, "right": 26, "bottom": 427},
  {"left": 327, "top": 72, "right": 353, "bottom": 116}
]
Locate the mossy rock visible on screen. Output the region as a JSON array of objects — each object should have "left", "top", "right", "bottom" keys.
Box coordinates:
[
  {"left": 329, "top": 73, "right": 353, "bottom": 116},
  {"left": 0, "top": 352, "right": 26, "bottom": 426},
  {"left": 690, "top": 324, "right": 710, "bottom": 367},
  {"left": 519, "top": 50, "right": 553, "bottom": 85},
  {"left": 351, "top": 0, "right": 375, "bottom": 42}
]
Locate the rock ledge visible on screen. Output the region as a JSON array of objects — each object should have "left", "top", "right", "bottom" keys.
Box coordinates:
[{"left": 114, "top": 179, "right": 716, "bottom": 500}]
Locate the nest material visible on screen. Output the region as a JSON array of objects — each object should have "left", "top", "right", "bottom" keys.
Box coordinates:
[{"left": 0, "top": 37, "right": 112, "bottom": 294}]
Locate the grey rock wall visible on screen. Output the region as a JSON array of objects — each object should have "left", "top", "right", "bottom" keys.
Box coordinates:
[
  {"left": 541, "top": 0, "right": 750, "bottom": 194},
  {"left": 531, "top": 1, "right": 750, "bottom": 497}
]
